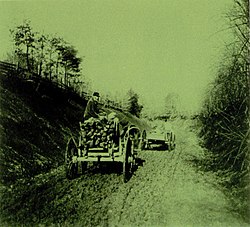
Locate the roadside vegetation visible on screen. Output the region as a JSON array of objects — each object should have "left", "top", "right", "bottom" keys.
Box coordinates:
[
  {"left": 198, "top": 0, "right": 249, "bottom": 219},
  {"left": 0, "top": 70, "right": 86, "bottom": 186}
]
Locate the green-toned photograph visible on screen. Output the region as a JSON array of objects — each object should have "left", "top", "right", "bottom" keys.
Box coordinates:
[{"left": 0, "top": 0, "right": 249, "bottom": 226}]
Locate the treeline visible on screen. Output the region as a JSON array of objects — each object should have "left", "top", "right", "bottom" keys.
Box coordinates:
[
  {"left": 199, "top": 0, "right": 249, "bottom": 216},
  {"left": 102, "top": 89, "right": 144, "bottom": 118},
  {"left": 9, "top": 20, "right": 82, "bottom": 88},
  {"left": 5, "top": 20, "right": 144, "bottom": 117}
]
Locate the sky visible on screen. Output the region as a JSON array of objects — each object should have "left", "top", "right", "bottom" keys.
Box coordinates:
[{"left": 0, "top": 0, "right": 234, "bottom": 114}]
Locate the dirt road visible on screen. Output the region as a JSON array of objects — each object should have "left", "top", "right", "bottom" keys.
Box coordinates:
[
  {"left": 106, "top": 149, "right": 247, "bottom": 227},
  {"left": 1, "top": 120, "right": 248, "bottom": 227}
]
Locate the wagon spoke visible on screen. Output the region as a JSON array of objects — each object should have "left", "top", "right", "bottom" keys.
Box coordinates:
[{"left": 65, "top": 138, "right": 78, "bottom": 179}]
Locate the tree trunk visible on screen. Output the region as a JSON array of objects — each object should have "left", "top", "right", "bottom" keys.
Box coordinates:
[
  {"left": 56, "top": 54, "right": 59, "bottom": 77},
  {"left": 26, "top": 45, "right": 30, "bottom": 71},
  {"left": 38, "top": 46, "right": 44, "bottom": 77},
  {"left": 64, "top": 64, "right": 67, "bottom": 85},
  {"left": 49, "top": 52, "right": 52, "bottom": 81},
  {"left": 39, "top": 61, "right": 42, "bottom": 77}
]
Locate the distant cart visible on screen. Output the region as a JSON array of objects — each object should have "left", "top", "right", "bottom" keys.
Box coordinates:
[
  {"left": 65, "top": 117, "right": 143, "bottom": 182},
  {"left": 144, "top": 129, "right": 176, "bottom": 150}
]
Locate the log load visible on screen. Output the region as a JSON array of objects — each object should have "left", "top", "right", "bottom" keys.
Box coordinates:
[{"left": 80, "top": 114, "right": 118, "bottom": 149}]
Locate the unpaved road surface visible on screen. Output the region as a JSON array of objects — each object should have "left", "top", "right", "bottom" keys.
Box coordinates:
[
  {"left": 106, "top": 149, "right": 247, "bottom": 227},
  {"left": 1, "top": 121, "right": 249, "bottom": 227}
]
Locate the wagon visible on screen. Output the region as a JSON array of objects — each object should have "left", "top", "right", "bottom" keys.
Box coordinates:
[
  {"left": 145, "top": 129, "right": 176, "bottom": 150},
  {"left": 143, "top": 123, "right": 176, "bottom": 151},
  {"left": 65, "top": 117, "right": 142, "bottom": 182}
]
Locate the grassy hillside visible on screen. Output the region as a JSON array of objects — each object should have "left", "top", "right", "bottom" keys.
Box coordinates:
[{"left": 0, "top": 72, "right": 86, "bottom": 186}]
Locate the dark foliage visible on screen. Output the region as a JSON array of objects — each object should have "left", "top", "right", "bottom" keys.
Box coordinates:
[
  {"left": 199, "top": 0, "right": 249, "bottom": 219},
  {"left": 0, "top": 72, "right": 86, "bottom": 186},
  {"left": 126, "top": 89, "right": 143, "bottom": 118}
]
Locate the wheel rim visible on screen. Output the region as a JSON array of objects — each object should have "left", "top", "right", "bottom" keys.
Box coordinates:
[
  {"left": 139, "top": 130, "right": 147, "bottom": 150},
  {"left": 123, "top": 138, "right": 132, "bottom": 182},
  {"left": 65, "top": 138, "right": 78, "bottom": 179}
]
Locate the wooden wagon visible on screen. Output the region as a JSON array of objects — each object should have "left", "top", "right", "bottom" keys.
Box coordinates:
[{"left": 65, "top": 117, "right": 143, "bottom": 182}]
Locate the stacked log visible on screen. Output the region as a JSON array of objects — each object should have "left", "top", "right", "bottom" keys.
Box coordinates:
[{"left": 81, "top": 116, "right": 117, "bottom": 149}]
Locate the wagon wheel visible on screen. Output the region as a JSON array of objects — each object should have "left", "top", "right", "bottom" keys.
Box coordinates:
[
  {"left": 139, "top": 130, "right": 147, "bottom": 151},
  {"left": 65, "top": 137, "right": 78, "bottom": 179},
  {"left": 123, "top": 138, "right": 133, "bottom": 183}
]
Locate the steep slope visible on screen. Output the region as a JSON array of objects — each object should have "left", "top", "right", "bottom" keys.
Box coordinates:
[{"left": 0, "top": 72, "right": 86, "bottom": 186}]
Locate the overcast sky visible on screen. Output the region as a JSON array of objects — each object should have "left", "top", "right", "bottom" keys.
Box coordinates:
[{"left": 0, "top": 0, "right": 234, "bottom": 113}]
